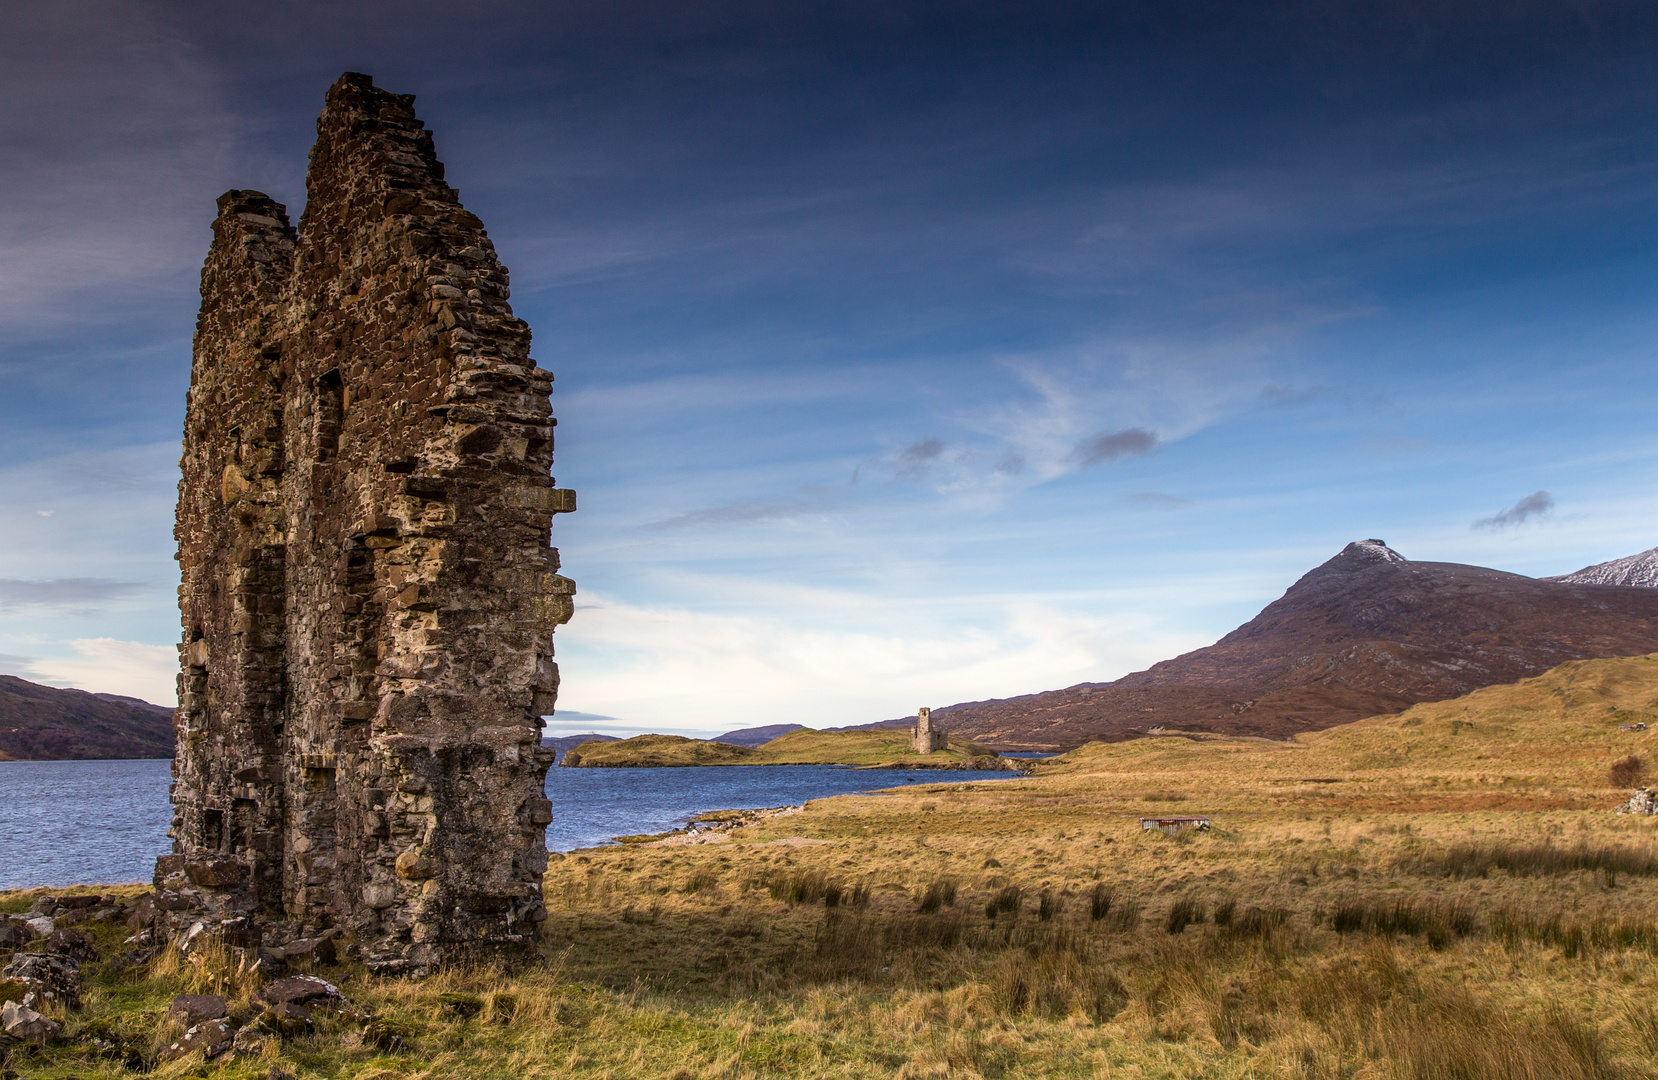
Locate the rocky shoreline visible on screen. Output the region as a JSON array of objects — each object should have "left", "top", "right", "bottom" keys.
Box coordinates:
[
  {"left": 854, "top": 755, "right": 1033, "bottom": 772},
  {"left": 605, "top": 804, "right": 806, "bottom": 846}
]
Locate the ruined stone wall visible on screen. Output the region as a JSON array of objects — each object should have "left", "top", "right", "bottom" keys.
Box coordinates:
[
  {"left": 162, "top": 73, "right": 574, "bottom": 973},
  {"left": 910, "top": 706, "right": 945, "bottom": 754}
]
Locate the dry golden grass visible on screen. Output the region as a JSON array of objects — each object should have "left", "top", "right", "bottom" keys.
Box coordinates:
[{"left": 7, "top": 653, "right": 1658, "bottom": 1077}]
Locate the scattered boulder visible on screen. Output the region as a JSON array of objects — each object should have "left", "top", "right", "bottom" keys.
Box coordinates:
[
  {"left": 43, "top": 928, "right": 97, "bottom": 962},
  {"left": 253, "top": 946, "right": 287, "bottom": 977},
  {"left": 168, "top": 993, "right": 228, "bottom": 1027},
  {"left": 125, "top": 895, "right": 156, "bottom": 928},
  {"left": 362, "top": 1017, "right": 412, "bottom": 1050},
  {"left": 231, "top": 1023, "right": 266, "bottom": 1056},
  {"left": 48, "top": 894, "right": 104, "bottom": 924},
  {"left": 79, "top": 1016, "right": 148, "bottom": 1069},
  {"left": 0, "top": 999, "right": 58, "bottom": 1043},
  {"left": 254, "top": 1002, "right": 314, "bottom": 1038},
  {"left": 218, "top": 915, "right": 260, "bottom": 948},
  {"left": 438, "top": 992, "right": 484, "bottom": 1018},
  {"left": 0, "top": 922, "right": 31, "bottom": 952},
  {"left": 1617, "top": 788, "right": 1657, "bottom": 815},
  {"left": 55, "top": 894, "right": 104, "bottom": 910},
  {"left": 106, "top": 945, "right": 158, "bottom": 974},
  {"left": 21, "top": 916, "right": 53, "bottom": 937},
  {"left": 0, "top": 952, "right": 81, "bottom": 1008},
  {"left": 159, "top": 1017, "right": 235, "bottom": 1061},
  {"left": 256, "top": 974, "right": 343, "bottom": 1009},
  {"left": 284, "top": 935, "right": 337, "bottom": 965}
]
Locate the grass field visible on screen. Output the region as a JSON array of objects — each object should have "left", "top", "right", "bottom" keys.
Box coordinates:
[
  {"left": 562, "top": 727, "right": 1005, "bottom": 769},
  {"left": 6, "top": 654, "right": 1658, "bottom": 1078}
]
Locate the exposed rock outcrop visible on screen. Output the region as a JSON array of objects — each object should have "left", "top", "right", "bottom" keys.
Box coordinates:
[
  {"left": 1617, "top": 789, "right": 1657, "bottom": 815},
  {"left": 1550, "top": 546, "right": 1658, "bottom": 588}
]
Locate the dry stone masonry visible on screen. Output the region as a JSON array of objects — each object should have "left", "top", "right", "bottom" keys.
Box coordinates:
[
  {"left": 158, "top": 73, "right": 574, "bottom": 974},
  {"left": 910, "top": 706, "right": 946, "bottom": 754}
]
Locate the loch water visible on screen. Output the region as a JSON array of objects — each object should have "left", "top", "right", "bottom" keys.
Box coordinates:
[{"left": 0, "top": 758, "right": 1020, "bottom": 889}]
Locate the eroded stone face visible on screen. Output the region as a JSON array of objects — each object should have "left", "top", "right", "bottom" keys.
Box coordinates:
[{"left": 162, "top": 72, "right": 573, "bottom": 972}]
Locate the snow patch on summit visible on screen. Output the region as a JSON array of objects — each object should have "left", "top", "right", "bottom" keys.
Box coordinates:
[
  {"left": 1345, "top": 539, "right": 1407, "bottom": 564},
  {"left": 1549, "top": 547, "right": 1658, "bottom": 588}
]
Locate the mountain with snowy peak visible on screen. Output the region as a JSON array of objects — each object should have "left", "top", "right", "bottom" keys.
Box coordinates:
[
  {"left": 1549, "top": 546, "right": 1658, "bottom": 588},
  {"left": 912, "top": 539, "right": 1658, "bottom": 750}
]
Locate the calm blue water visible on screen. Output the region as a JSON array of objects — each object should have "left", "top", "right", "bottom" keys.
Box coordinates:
[
  {"left": 545, "top": 763, "right": 1020, "bottom": 851},
  {"left": 0, "top": 758, "right": 174, "bottom": 889},
  {"left": 0, "top": 758, "right": 1018, "bottom": 887}
]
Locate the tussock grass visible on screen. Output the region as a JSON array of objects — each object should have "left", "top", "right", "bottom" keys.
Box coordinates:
[
  {"left": 915, "top": 877, "right": 955, "bottom": 913},
  {"left": 1415, "top": 839, "right": 1658, "bottom": 880},
  {"left": 763, "top": 868, "right": 865, "bottom": 907},
  {"left": 1491, "top": 904, "right": 1658, "bottom": 957},
  {"left": 1165, "top": 896, "right": 1206, "bottom": 934},
  {"left": 984, "top": 883, "right": 1021, "bottom": 919},
  {"left": 14, "top": 652, "right": 1658, "bottom": 1078},
  {"left": 1326, "top": 894, "right": 1477, "bottom": 948},
  {"left": 1609, "top": 754, "right": 1646, "bottom": 787}
]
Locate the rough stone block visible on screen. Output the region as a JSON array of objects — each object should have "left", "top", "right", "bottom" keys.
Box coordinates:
[
  {"left": 168, "top": 994, "right": 228, "bottom": 1026},
  {"left": 1, "top": 1000, "right": 58, "bottom": 1042}
]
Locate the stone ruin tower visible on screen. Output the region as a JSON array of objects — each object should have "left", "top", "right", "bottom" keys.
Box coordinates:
[
  {"left": 910, "top": 706, "right": 945, "bottom": 754},
  {"left": 157, "top": 73, "right": 575, "bottom": 973}
]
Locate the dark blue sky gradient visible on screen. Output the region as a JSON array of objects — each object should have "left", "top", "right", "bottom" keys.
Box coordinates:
[{"left": 2, "top": 0, "right": 1656, "bottom": 729}]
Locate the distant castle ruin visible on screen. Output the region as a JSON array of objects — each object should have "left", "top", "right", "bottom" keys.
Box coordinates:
[
  {"left": 910, "top": 706, "right": 946, "bottom": 754},
  {"left": 156, "top": 74, "right": 574, "bottom": 973}
]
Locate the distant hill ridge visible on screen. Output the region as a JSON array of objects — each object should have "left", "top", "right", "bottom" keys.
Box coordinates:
[
  {"left": 0, "top": 675, "right": 174, "bottom": 760},
  {"left": 901, "top": 540, "right": 1658, "bottom": 751},
  {"left": 713, "top": 723, "right": 808, "bottom": 747},
  {"left": 10, "top": 540, "right": 1658, "bottom": 760}
]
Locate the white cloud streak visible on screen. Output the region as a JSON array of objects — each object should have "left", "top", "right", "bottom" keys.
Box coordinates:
[
  {"left": 552, "top": 586, "right": 1211, "bottom": 734},
  {"left": 10, "top": 638, "right": 177, "bottom": 706}
]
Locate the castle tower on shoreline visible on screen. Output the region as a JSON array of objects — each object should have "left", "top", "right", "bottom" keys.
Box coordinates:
[{"left": 910, "top": 706, "right": 946, "bottom": 754}]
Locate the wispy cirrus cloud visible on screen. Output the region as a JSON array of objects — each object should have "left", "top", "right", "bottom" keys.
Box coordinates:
[
  {"left": 641, "top": 481, "right": 861, "bottom": 531},
  {"left": 4, "top": 638, "right": 177, "bottom": 706},
  {"left": 0, "top": 578, "right": 144, "bottom": 615},
  {"left": 1125, "top": 492, "right": 1192, "bottom": 508},
  {"left": 553, "top": 585, "right": 1212, "bottom": 733}
]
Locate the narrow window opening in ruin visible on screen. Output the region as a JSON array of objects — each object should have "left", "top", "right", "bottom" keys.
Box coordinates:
[
  {"left": 314, "top": 369, "right": 344, "bottom": 462},
  {"left": 203, "top": 808, "right": 225, "bottom": 852},
  {"left": 232, "top": 798, "right": 258, "bottom": 854},
  {"left": 342, "top": 541, "right": 383, "bottom": 717}
]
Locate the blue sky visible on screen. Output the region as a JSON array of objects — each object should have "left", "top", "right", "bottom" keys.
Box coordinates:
[{"left": 2, "top": 1, "right": 1657, "bottom": 736}]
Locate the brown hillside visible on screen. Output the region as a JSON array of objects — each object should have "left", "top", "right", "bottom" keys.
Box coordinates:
[
  {"left": 0, "top": 675, "right": 174, "bottom": 760},
  {"left": 924, "top": 539, "right": 1658, "bottom": 750}
]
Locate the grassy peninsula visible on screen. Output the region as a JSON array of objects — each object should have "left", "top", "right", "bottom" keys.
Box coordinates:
[
  {"left": 8, "top": 653, "right": 1658, "bottom": 1078},
  {"left": 560, "top": 726, "right": 1008, "bottom": 768}
]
